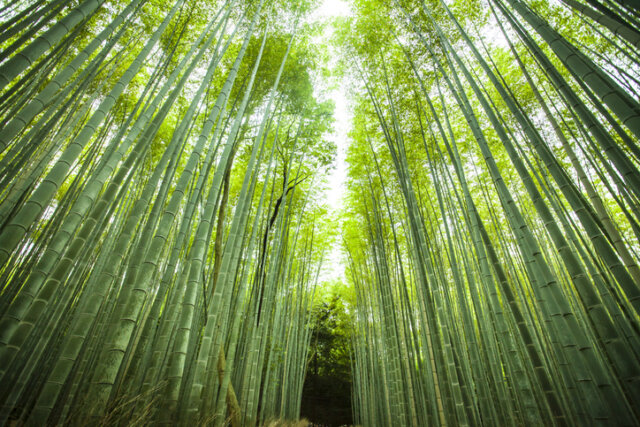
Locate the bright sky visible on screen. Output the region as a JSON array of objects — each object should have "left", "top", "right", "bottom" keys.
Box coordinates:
[
  {"left": 314, "top": 0, "right": 352, "bottom": 20},
  {"left": 312, "top": 0, "right": 351, "bottom": 211},
  {"left": 311, "top": 0, "right": 352, "bottom": 283}
]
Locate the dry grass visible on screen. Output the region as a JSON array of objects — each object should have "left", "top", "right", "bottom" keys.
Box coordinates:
[
  {"left": 61, "top": 381, "right": 166, "bottom": 426},
  {"left": 262, "top": 418, "right": 311, "bottom": 427}
]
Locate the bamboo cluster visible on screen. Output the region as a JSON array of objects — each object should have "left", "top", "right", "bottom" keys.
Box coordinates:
[
  {"left": 344, "top": 0, "right": 640, "bottom": 425},
  {"left": 0, "top": 0, "right": 325, "bottom": 424}
]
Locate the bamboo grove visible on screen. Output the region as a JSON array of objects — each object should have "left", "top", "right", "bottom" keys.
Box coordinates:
[
  {"left": 340, "top": 0, "right": 640, "bottom": 425},
  {"left": 0, "top": 0, "right": 335, "bottom": 424},
  {"left": 2, "top": 0, "right": 640, "bottom": 425}
]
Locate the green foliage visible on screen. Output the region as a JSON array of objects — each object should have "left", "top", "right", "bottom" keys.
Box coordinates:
[{"left": 301, "top": 280, "right": 354, "bottom": 426}]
